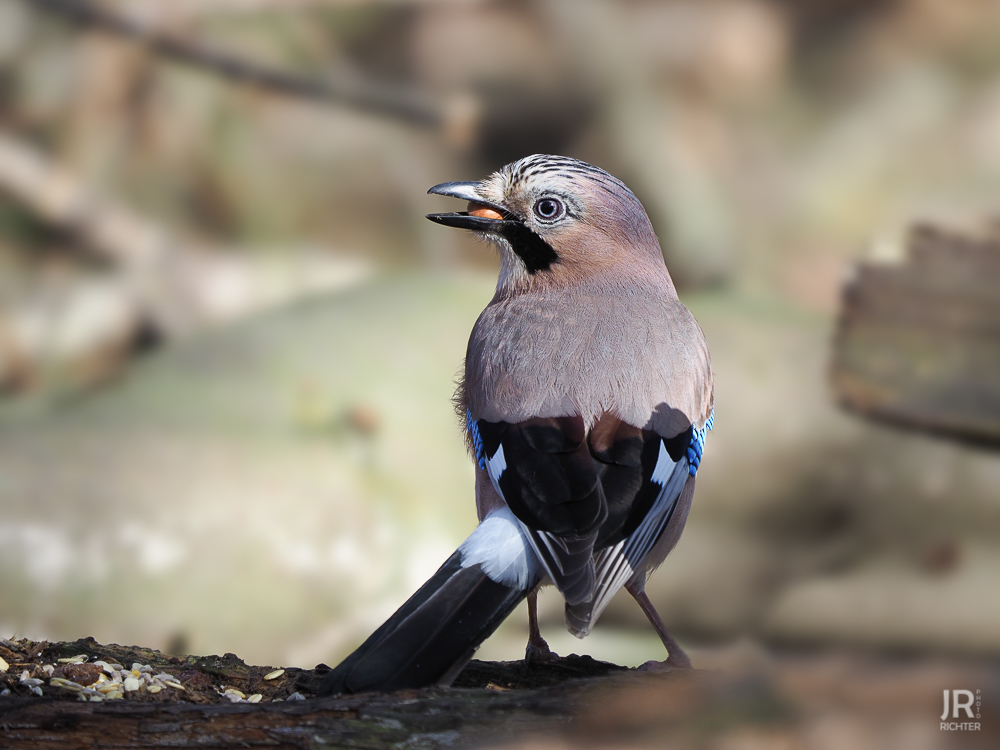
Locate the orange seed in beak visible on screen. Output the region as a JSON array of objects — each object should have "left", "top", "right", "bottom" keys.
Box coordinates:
[{"left": 467, "top": 202, "right": 504, "bottom": 220}]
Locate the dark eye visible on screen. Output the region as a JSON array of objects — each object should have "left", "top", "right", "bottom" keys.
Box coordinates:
[{"left": 533, "top": 198, "right": 564, "bottom": 220}]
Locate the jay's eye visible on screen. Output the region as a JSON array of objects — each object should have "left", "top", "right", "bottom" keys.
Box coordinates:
[{"left": 533, "top": 198, "right": 564, "bottom": 221}]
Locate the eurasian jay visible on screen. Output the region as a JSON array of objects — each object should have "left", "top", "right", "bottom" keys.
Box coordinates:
[{"left": 319, "top": 155, "right": 714, "bottom": 696}]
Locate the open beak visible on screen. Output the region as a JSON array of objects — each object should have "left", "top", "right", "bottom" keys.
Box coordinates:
[{"left": 426, "top": 181, "right": 517, "bottom": 231}]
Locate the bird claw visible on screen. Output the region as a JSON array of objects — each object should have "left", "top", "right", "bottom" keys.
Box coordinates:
[
  {"left": 635, "top": 653, "right": 692, "bottom": 672},
  {"left": 524, "top": 637, "right": 558, "bottom": 664}
]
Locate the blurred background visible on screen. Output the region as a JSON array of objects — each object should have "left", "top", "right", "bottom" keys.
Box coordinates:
[{"left": 0, "top": 0, "right": 999, "bottom": 741}]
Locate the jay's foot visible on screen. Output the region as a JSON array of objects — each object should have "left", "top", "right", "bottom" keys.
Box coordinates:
[
  {"left": 636, "top": 650, "right": 692, "bottom": 672},
  {"left": 524, "top": 635, "right": 558, "bottom": 664}
]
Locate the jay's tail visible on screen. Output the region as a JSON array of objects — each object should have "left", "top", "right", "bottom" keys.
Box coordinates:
[{"left": 319, "top": 508, "right": 540, "bottom": 695}]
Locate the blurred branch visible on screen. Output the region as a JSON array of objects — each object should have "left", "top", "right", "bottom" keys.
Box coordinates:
[
  {"left": 0, "top": 128, "right": 370, "bottom": 390},
  {"left": 20, "top": 0, "right": 459, "bottom": 129},
  {"left": 0, "top": 129, "right": 168, "bottom": 269},
  {"left": 121, "top": 0, "right": 486, "bottom": 16}
]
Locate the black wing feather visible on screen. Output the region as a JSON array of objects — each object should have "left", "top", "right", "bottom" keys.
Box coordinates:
[{"left": 475, "top": 415, "right": 606, "bottom": 603}]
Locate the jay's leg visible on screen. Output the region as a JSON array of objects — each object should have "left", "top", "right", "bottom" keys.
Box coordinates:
[
  {"left": 625, "top": 581, "right": 692, "bottom": 670},
  {"left": 524, "top": 590, "right": 557, "bottom": 663}
]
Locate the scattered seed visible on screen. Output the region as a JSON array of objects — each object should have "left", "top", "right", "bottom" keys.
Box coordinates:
[
  {"left": 0, "top": 655, "right": 8, "bottom": 673},
  {"left": 0, "top": 688, "right": 10, "bottom": 697},
  {"left": 42, "top": 665, "right": 55, "bottom": 677},
  {"left": 29, "top": 686, "right": 43, "bottom": 697},
  {"left": 57, "top": 655, "right": 87, "bottom": 664},
  {"left": 287, "top": 692, "right": 305, "bottom": 701},
  {"left": 93, "top": 661, "right": 116, "bottom": 676},
  {"left": 147, "top": 685, "right": 162, "bottom": 694},
  {"left": 19, "top": 676, "right": 44, "bottom": 688},
  {"left": 263, "top": 669, "right": 285, "bottom": 681},
  {"left": 165, "top": 681, "right": 185, "bottom": 691},
  {"left": 50, "top": 678, "right": 84, "bottom": 693},
  {"left": 223, "top": 688, "right": 246, "bottom": 699},
  {"left": 123, "top": 677, "right": 141, "bottom": 692},
  {"left": 247, "top": 693, "right": 263, "bottom": 703}
]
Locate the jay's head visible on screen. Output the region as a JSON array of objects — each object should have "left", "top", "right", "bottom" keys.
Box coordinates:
[{"left": 427, "top": 155, "right": 665, "bottom": 292}]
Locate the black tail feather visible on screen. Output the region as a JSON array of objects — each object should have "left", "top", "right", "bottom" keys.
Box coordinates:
[{"left": 319, "top": 551, "right": 528, "bottom": 695}]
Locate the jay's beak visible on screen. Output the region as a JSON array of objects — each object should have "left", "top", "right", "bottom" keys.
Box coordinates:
[{"left": 426, "top": 181, "right": 517, "bottom": 230}]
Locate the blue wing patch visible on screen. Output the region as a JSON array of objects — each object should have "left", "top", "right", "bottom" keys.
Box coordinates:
[
  {"left": 686, "top": 408, "right": 714, "bottom": 477},
  {"left": 467, "top": 408, "right": 487, "bottom": 470}
]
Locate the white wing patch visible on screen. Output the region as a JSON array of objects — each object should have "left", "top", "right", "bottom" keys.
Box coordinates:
[
  {"left": 480, "top": 440, "right": 589, "bottom": 602},
  {"left": 458, "top": 506, "right": 540, "bottom": 589},
  {"left": 650, "top": 440, "right": 677, "bottom": 486},
  {"left": 487, "top": 443, "right": 507, "bottom": 483}
]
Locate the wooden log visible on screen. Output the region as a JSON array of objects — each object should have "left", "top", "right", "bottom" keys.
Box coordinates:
[
  {"left": 0, "top": 637, "right": 642, "bottom": 749},
  {"left": 831, "top": 223, "right": 1000, "bottom": 448},
  {"left": 2, "top": 637, "right": 996, "bottom": 748}
]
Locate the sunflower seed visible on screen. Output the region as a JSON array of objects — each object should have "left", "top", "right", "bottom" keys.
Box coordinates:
[{"left": 263, "top": 669, "right": 285, "bottom": 681}]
